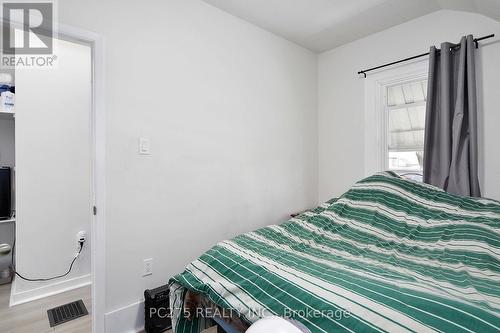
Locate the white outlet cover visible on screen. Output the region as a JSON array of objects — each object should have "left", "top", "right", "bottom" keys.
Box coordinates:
[
  {"left": 76, "top": 231, "right": 87, "bottom": 251},
  {"left": 143, "top": 258, "right": 153, "bottom": 276},
  {"left": 77, "top": 231, "right": 87, "bottom": 241},
  {"left": 139, "top": 137, "right": 151, "bottom": 155}
]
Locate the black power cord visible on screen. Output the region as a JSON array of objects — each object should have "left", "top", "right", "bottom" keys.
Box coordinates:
[{"left": 11, "top": 240, "right": 85, "bottom": 282}]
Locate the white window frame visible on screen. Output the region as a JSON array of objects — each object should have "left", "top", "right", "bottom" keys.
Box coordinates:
[{"left": 364, "top": 60, "right": 428, "bottom": 176}]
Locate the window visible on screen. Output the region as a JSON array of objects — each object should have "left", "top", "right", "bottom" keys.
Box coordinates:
[
  {"left": 385, "top": 79, "right": 427, "bottom": 180},
  {"left": 363, "top": 61, "right": 428, "bottom": 179}
]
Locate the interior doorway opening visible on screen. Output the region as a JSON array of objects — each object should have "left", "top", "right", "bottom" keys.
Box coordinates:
[{"left": 0, "top": 31, "right": 100, "bottom": 333}]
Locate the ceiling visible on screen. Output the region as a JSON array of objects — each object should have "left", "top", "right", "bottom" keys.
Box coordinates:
[{"left": 202, "top": 0, "right": 500, "bottom": 53}]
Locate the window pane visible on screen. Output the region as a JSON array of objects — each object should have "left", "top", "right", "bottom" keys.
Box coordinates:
[
  {"left": 386, "top": 79, "right": 427, "bottom": 182},
  {"left": 387, "top": 85, "right": 405, "bottom": 106},
  {"left": 411, "top": 82, "right": 425, "bottom": 103},
  {"left": 407, "top": 105, "right": 426, "bottom": 130},
  {"left": 390, "top": 131, "right": 416, "bottom": 149},
  {"left": 422, "top": 81, "right": 428, "bottom": 100},
  {"left": 389, "top": 108, "right": 412, "bottom": 132},
  {"left": 388, "top": 107, "right": 425, "bottom": 150},
  {"left": 387, "top": 80, "right": 427, "bottom": 106},
  {"left": 388, "top": 151, "right": 423, "bottom": 172},
  {"left": 402, "top": 84, "right": 415, "bottom": 103}
]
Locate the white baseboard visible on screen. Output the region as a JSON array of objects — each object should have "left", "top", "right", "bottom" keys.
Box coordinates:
[
  {"left": 105, "top": 300, "right": 145, "bottom": 333},
  {"left": 9, "top": 274, "right": 92, "bottom": 306}
]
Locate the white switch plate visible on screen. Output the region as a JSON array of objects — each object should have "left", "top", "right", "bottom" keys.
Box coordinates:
[
  {"left": 139, "top": 137, "right": 151, "bottom": 155},
  {"left": 143, "top": 258, "right": 153, "bottom": 276}
]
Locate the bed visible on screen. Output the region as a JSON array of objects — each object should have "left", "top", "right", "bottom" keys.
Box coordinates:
[{"left": 169, "top": 171, "right": 500, "bottom": 333}]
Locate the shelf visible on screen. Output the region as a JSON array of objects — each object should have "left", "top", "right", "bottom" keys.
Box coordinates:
[
  {"left": 0, "top": 218, "right": 15, "bottom": 224},
  {"left": 0, "top": 111, "right": 14, "bottom": 120}
]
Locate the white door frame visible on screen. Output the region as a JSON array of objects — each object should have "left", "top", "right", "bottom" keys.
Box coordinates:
[
  {"left": 56, "top": 23, "right": 106, "bottom": 333},
  {"left": 0, "top": 18, "right": 106, "bottom": 333}
]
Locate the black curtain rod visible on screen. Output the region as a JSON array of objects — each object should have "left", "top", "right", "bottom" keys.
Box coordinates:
[{"left": 357, "top": 34, "right": 495, "bottom": 78}]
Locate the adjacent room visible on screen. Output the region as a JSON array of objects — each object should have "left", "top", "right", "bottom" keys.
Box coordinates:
[
  {"left": 0, "top": 1, "right": 499, "bottom": 333},
  {"left": 0, "top": 32, "right": 93, "bottom": 332}
]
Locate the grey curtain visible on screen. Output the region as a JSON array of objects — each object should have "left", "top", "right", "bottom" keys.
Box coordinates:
[{"left": 423, "top": 35, "right": 481, "bottom": 197}]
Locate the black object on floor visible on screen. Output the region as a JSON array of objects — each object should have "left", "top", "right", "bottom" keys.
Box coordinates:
[
  {"left": 145, "top": 285, "right": 171, "bottom": 333},
  {"left": 47, "top": 299, "right": 88, "bottom": 327}
]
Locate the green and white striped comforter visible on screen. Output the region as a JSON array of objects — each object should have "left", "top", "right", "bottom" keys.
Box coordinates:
[{"left": 170, "top": 172, "right": 500, "bottom": 333}]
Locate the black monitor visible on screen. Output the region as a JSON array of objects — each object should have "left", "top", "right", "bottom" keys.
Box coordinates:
[{"left": 0, "top": 167, "right": 11, "bottom": 220}]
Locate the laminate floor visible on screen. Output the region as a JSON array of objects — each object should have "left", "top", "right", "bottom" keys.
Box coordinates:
[
  {"left": 0, "top": 283, "right": 219, "bottom": 333},
  {"left": 0, "top": 283, "right": 91, "bottom": 333}
]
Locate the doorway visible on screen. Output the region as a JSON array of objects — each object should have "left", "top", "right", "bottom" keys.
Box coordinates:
[{"left": 0, "top": 27, "right": 104, "bottom": 333}]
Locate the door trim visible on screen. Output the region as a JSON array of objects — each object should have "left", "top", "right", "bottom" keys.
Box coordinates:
[{"left": 57, "top": 23, "right": 106, "bottom": 333}]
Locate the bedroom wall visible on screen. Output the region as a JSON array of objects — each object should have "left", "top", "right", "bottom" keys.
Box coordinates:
[
  {"left": 57, "top": 0, "right": 318, "bottom": 330},
  {"left": 318, "top": 10, "right": 500, "bottom": 202}
]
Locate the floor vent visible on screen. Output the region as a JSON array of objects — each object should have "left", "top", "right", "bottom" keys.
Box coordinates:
[{"left": 47, "top": 299, "right": 88, "bottom": 327}]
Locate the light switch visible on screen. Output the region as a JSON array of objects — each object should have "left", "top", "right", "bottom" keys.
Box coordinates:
[{"left": 139, "top": 137, "right": 151, "bottom": 155}]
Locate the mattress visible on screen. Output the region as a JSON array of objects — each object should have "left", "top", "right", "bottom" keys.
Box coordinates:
[{"left": 170, "top": 171, "right": 500, "bottom": 333}]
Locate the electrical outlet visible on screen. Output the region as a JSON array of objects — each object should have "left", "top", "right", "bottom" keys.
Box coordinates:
[
  {"left": 139, "top": 137, "right": 151, "bottom": 155},
  {"left": 143, "top": 258, "right": 153, "bottom": 276},
  {"left": 76, "top": 231, "right": 87, "bottom": 250},
  {"left": 77, "top": 231, "right": 87, "bottom": 243}
]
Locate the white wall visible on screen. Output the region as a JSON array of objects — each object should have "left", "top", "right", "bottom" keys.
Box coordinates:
[
  {"left": 57, "top": 0, "right": 318, "bottom": 326},
  {"left": 12, "top": 39, "right": 92, "bottom": 304},
  {"left": 318, "top": 10, "right": 500, "bottom": 202}
]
